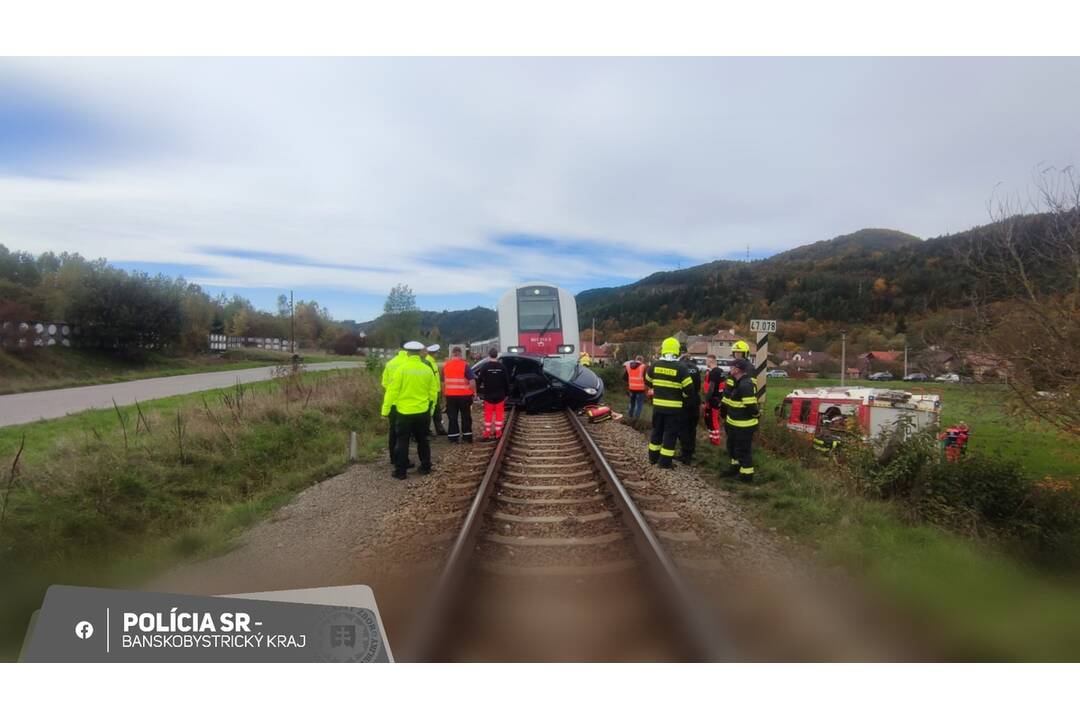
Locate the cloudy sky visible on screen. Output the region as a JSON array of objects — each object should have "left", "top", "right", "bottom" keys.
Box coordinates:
[{"left": 1, "top": 57, "right": 1078, "bottom": 320}]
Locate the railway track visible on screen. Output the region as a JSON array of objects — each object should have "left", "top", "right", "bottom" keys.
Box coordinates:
[{"left": 405, "top": 408, "right": 732, "bottom": 661}]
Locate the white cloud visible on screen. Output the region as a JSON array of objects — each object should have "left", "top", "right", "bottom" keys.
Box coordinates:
[{"left": 2, "top": 57, "right": 1079, "bottom": 317}]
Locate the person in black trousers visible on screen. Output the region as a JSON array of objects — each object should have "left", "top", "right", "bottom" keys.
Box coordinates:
[{"left": 677, "top": 349, "right": 701, "bottom": 464}]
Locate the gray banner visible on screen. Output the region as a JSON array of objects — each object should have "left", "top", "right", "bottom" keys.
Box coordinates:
[{"left": 21, "top": 585, "right": 391, "bottom": 662}]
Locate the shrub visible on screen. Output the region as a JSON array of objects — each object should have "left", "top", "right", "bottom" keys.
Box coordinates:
[
  {"left": 594, "top": 366, "right": 624, "bottom": 396},
  {"left": 834, "top": 425, "right": 1080, "bottom": 569},
  {"left": 332, "top": 333, "right": 360, "bottom": 356}
]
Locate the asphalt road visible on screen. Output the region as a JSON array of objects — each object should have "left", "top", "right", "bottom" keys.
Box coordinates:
[{"left": 0, "top": 362, "right": 361, "bottom": 428}]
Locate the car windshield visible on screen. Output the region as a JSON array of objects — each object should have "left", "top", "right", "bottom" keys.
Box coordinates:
[{"left": 542, "top": 355, "right": 578, "bottom": 382}]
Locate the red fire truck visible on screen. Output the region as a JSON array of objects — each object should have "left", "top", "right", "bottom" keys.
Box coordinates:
[{"left": 779, "top": 386, "right": 941, "bottom": 449}]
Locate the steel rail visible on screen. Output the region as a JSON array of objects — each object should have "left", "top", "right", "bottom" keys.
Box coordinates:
[
  {"left": 402, "top": 408, "right": 517, "bottom": 661},
  {"left": 565, "top": 408, "right": 735, "bottom": 661},
  {"left": 407, "top": 407, "right": 733, "bottom": 661}
]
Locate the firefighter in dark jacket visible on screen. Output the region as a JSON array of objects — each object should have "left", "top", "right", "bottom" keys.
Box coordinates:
[
  {"left": 677, "top": 347, "right": 701, "bottom": 464},
  {"left": 645, "top": 337, "right": 693, "bottom": 468},
  {"left": 721, "top": 358, "right": 760, "bottom": 478}
]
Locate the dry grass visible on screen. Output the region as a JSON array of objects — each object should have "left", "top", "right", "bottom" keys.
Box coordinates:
[{"left": 0, "top": 366, "right": 385, "bottom": 658}]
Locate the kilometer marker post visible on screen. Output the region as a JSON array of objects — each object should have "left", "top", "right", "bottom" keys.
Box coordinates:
[{"left": 750, "top": 319, "right": 775, "bottom": 409}]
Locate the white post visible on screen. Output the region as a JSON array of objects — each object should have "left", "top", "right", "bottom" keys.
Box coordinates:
[{"left": 349, "top": 431, "right": 358, "bottom": 462}]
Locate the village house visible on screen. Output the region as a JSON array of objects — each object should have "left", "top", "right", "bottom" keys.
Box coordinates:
[
  {"left": 674, "top": 328, "right": 753, "bottom": 360},
  {"left": 777, "top": 349, "right": 834, "bottom": 371},
  {"left": 580, "top": 340, "right": 617, "bottom": 367},
  {"left": 857, "top": 350, "right": 902, "bottom": 373}
]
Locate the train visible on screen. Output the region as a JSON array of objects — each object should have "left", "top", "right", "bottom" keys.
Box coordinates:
[
  {"left": 472, "top": 282, "right": 602, "bottom": 412},
  {"left": 497, "top": 283, "right": 580, "bottom": 358}
]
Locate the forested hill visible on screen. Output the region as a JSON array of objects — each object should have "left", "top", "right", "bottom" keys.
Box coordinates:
[
  {"left": 575, "top": 219, "right": 1054, "bottom": 331},
  {"left": 767, "top": 228, "right": 921, "bottom": 262},
  {"left": 358, "top": 306, "right": 497, "bottom": 344}
]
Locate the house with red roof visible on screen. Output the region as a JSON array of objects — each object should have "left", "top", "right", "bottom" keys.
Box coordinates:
[{"left": 858, "top": 350, "right": 902, "bottom": 373}]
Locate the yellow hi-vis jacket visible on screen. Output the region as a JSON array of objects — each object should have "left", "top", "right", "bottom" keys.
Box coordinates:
[
  {"left": 424, "top": 355, "right": 442, "bottom": 394},
  {"left": 381, "top": 354, "right": 438, "bottom": 416},
  {"left": 381, "top": 350, "right": 407, "bottom": 389}
]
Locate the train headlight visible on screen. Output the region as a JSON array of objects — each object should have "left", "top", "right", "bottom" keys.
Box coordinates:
[
  {"left": 508, "top": 346, "right": 524, "bottom": 353},
  {"left": 558, "top": 344, "right": 574, "bottom": 354}
]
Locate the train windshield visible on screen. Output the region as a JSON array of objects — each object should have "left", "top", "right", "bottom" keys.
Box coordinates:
[
  {"left": 542, "top": 355, "right": 578, "bottom": 382},
  {"left": 517, "top": 288, "right": 562, "bottom": 333}
]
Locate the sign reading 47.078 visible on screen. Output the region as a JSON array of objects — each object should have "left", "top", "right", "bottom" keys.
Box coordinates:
[{"left": 750, "top": 319, "right": 777, "bottom": 333}]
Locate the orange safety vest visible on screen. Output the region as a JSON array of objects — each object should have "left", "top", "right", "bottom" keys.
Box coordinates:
[
  {"left": 626, "top": 363, "right": 646, "bottom": 392},
  {"left": 442, "top": 358, "right": 473, "bottom": 396}
]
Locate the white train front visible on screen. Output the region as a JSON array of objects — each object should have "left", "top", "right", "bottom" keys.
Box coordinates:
[{"left": 496, "top": 283, "right": 580, "bottom": 358}]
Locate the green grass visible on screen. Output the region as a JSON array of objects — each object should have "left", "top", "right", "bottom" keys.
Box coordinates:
[
  {"left": 699, "top": 450, "right": 1080, "bottom": 661},
  {"left": 0, "top": 347, "right": 344, "bottom": 395},
  {"left": 0, "top": 366, "right": 385, "bottom": 660},
  {"left": 597, "top": 370, "right": 1080, "bottom": 660}
]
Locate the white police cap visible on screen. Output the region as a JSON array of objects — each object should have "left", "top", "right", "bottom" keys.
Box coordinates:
[
  {"left": 403, "top": 340, "right": 425, "bottom": 351},
  {"left": 426, "top": 343, "right": 441, "bottom": 352}
]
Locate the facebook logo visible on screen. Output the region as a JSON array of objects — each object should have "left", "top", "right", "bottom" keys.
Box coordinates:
[{"left": 74, "top": 621, "right": 94, "bottom": 640}]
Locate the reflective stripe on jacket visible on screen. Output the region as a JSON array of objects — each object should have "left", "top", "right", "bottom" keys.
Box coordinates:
[
  {"left": 645, "top": 358, "right": 692, "bottom": 413},
  {"left": 442, "top": 358, "right": 473, "bottom": 396},
  {"left": 723, "top": 374, "right": 760, "bottom": 428},
  {"left": 381, "top": 355, "right": 439, "bottom": 416}
]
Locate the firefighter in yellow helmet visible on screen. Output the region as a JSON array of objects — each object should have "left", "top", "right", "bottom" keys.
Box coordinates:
[
  {"left": 645, "top": 337, "right": 693, "bottom": 468},
  {"left": 723, "top": 358, "right": 760, "bottom": 479},
  {"left": 723, "top": 339, "right": 756, "bottom": 395}
]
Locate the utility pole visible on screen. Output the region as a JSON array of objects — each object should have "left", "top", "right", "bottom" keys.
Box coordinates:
[
  {"left": 290, "top": 290, "right": 295, "bottom": 354},
  {"left": 904, "top": 345, "right": 908, "bottom": 377},
  {"left": 840, "top": 332, "right": 846, "bottom": 387},
  {"left": 591, "top": 317, "right": 596, "bottom": 354}
]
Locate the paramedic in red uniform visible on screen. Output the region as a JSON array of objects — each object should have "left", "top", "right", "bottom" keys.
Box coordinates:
[
  {"left": 624, "top": 355, "right": 648, "bottom": 419},
  {"left": 442, "top": 346, "right": 477, "bottom": 443},
  {"left": 702, "top": 354, "right": 724, "bottom": 446},
  {"left": 475, "top": 348, "right": 509, "bottom": 440}
]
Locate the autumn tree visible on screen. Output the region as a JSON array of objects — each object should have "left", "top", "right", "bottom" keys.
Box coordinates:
[{"left": 959, "top": 166, "right": 1080, "bottom": 437}]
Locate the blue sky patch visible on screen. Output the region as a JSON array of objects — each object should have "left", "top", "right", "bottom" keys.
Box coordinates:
[
  {"left": 195, "top": 246, "right": 396, "bottom": 274},
  {"left": 0, "top": 79, "right": 116, "bottom": 174},
  {"left": 111, "top": 261, "right": 225, "bottom": 280},
  {"left": 493, "top": 233, "right": 698, "bottom": 270}
]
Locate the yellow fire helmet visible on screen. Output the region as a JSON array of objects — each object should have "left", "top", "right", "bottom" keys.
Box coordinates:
[
  {"left": 732, "top": 340, "right": 750, "bottom": 355},
  {"left": 661, "top": 337, "right": 681, "bottom": 356}
]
